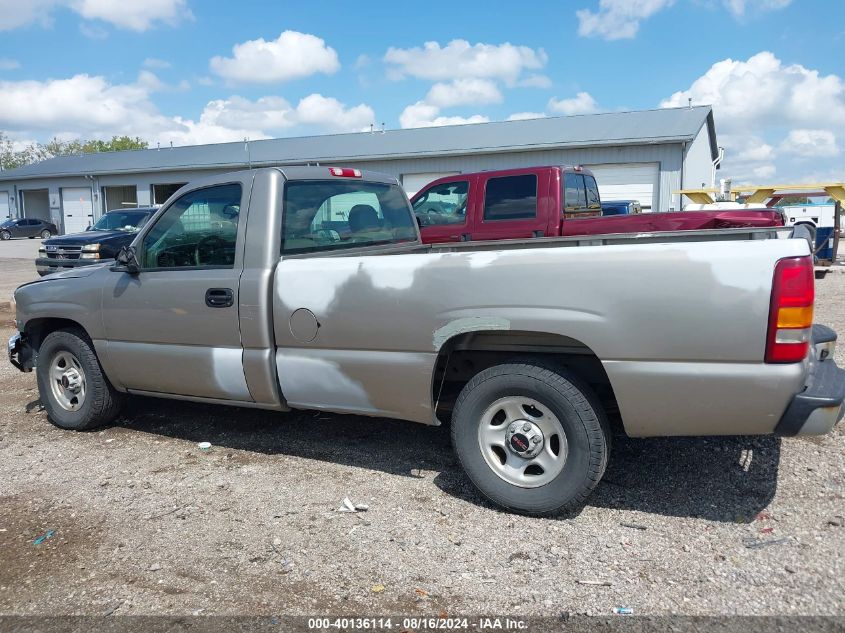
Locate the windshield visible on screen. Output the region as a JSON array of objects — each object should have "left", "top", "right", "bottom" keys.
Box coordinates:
[
  {"left": 282, "top": 181, "right": 417, "bottom": 254},
  {"left": 0, "top": 219, "right": 14, "bottom": 228},
  {"left": 93, "top": 211, "right": 151, "bottom": 232}
]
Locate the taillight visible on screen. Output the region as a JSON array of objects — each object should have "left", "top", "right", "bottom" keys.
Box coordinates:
[
  {"left": 329, "top": 167, "right": 362, "bottom": 178},
  {"left": 765, "top": 256, "right": 814, "bottom": 363}
]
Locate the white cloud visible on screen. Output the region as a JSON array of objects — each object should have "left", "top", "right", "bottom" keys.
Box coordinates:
[
  {"left": 517, "top": 74, "right": 552, "bottom": 89},
  {"left": 292, "top": 94, "right": 374, "bottom": 132},
  {"left": 0, "top": 73, "right": 164, "bottom": 133},
  {"left": 661, "top": 52, "right": 845, "bottom": 127},
  {"left": 210, "top": 30, "right": 340, "bottom": 84},
  {"left": 780, "top": 129, "right": 840, "bottom": 158},
  {"left": 0, "top": 0, "right": 57, "bottom": 30},
  {"left": 143, "top": 57, "right": 171, "bottom": 70},
  {"left": 575, "top": 0, "right": 791, "bottom": 40},
  {"left": 398, "top": 101, "right": 488, "bottom": 129},
  {"left": 507, "top": 112, "right": 546, "bottom": 121},
  {"left": 0, "top": 72, "right": 375, "bottom": 147},
  {"left": 548, "top": 92, "right": 599, "bottom": 116},
  {"left": 0, "top": 0, "right": 192, "bottom": 32},
  {"left": 384, "top": 39, "right": 547, "bottom": 86},
  {"left": 78, "top": 22, "right": 108, "bottom": 38},
  {"left": 750, "top": 164, "right": 776, "bottom": 180},
  {"left": 425, "top": 78, "right": 502, "bottom": 108},
  {"left": 576, "top": 0, "right": 675, "bottom": 40},
  {"left": 72, "top": 0, "right": 192, "bottom": 31},
  {"left": 0, "top": 57, "right": 20, "bottom": 70},
  {"left": 723, "top": 0, "right": 792, "bottom": 18},
  {"left": 398, "top": 77, "right": 500, "bottom": 129},
  {"left": 662, "top": 51, "right": 845, "bottom": 182}
]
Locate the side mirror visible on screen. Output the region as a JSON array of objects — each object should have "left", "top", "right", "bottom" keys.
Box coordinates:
[{"left": 111, "top": 245, "right": 140, "bottom": 274}]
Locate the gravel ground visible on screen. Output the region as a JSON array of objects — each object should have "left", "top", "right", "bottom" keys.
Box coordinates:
[{"left": 0, "top": 264, "right": 843, "bottom": 618}]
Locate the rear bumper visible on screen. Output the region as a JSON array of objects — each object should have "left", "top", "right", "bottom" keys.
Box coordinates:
[
  {"left": 775, "top": 324, "right": 845, "bottom": 436},
  {"left": 8, "top": 332, "right": 34, "bottom": 373},
  {"left": 35, "top": 257, "right": 98, "bottom": 276}
]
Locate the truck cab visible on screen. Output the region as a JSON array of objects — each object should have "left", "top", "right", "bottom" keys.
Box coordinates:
[
  {"left": 412, "top": 165, "right": 784, "bottom": 244},
  {"left": 412, "top": 166, "right": 601, "bottom": 243}
]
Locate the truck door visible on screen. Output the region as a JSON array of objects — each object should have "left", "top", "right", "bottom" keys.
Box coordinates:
[
  {"left": 413, "top": 176, "right": 474, "bottom": 243},
  {"left": 100, "top": 180, "right": 251, "bottom": 401},
  {"left": 472, "top": 171, "right": 549, "bottom": 240}
]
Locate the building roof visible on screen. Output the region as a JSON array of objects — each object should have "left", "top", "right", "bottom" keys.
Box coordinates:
[{"left": 0, "top": 105, "right": 716, "bottom": 182}]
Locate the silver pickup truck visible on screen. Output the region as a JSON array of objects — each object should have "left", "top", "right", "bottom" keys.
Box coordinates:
[{"left": 8, "top": 167, "right": 845, "bottom": 515}]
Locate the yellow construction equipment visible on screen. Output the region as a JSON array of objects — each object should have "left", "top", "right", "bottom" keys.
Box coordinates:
[
  {"left": 674, "top": 182, "right": 843, "bottom": 265},
  {"left": 675, "top": 183, "right": 845, "bottom": 205}
]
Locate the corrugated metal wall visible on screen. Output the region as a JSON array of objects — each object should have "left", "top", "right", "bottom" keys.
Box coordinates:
[
  {"left": 0, "top": 142, "right": 690, "bottom": 215},
  {"left": 344, "top": 143, "right": 684, "bottom": 213}
]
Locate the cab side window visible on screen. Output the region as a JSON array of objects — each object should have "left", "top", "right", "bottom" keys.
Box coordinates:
[
  {"left": 584, "top": 176, "right": 601, "bottom": 210},
  {"left": 141, "top": 184, "right": 242, "bottom": 269},
  {"left": 483, "top": 175, "right": 537, "bottom": 221},
  {"left": 564, "top": 173, "right": 586, "bottom": 212}
]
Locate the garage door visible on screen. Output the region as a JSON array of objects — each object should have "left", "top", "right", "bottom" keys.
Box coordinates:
[
  {"left": 584, "top": 163, "right": 660, "bottom": 211},
  {"left": 401, "top": 172, "right": 459, "bottom": 198},
  {"left": 61, "top": 187, "right": 94, "bottom": 234},
  {"left": 0, "top": 192, "right": 9, "bottom": 220}
]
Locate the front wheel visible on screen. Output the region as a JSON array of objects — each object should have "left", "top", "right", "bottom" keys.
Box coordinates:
[
  {"left": 36, "top": 328, "right": 125, "bottom": 430},
  {"left": 0, "top": 230, "right": 10, "bottom": 240},
  {"left": 40, "top": 229, "right": 52, "bottom": 239},
  {"left": 451, "top": 363, "right": 610, "bottom": 516}
]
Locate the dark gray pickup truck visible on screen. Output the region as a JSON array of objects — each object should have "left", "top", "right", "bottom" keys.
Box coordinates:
[
  {"left": 36, "top": 207, "right": 156, "bottom": 276},
  {"left": 8, "top": 167, "right": 845, "bottom": 515}
]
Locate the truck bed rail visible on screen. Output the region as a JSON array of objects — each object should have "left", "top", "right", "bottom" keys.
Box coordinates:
[{"left": 429, "top": 226, "right": 796, "bottom": 253}]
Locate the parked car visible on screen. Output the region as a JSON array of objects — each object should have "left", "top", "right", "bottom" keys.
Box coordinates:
[
  {"left": 9, "top": 167, "right": 844, "bottom": 516},
  {"left": 601, "top": 200, "right": 642, "bottom": 215},
  {"left": 410, "top": 166, "right": 784, "bottom": 244},
  {"left": 0, "top": 218, "right": 58, "bottom": 240},
  {"left": 35, "top": 207, "right": 157, "bottom": 276}
]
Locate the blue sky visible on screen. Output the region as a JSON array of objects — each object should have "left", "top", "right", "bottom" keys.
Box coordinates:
[{"left": 0, "top": 0, "right": 843, "bottom": 183}]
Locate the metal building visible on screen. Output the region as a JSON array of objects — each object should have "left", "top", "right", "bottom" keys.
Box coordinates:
[{"left": 0, "top": 105, "right": 718, "bottom": 233}]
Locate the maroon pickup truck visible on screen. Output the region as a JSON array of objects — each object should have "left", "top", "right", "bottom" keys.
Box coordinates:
[{"left": 410, "top": 165, "right": 784, "bottom": 244}]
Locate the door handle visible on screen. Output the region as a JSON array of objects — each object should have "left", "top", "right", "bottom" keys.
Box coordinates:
[{"left": 205, "top": 288, "right": 234, "bottom": 308}]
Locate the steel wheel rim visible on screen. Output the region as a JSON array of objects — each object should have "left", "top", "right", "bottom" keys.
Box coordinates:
[
  {"left": 477, "top": 396, "right": 568, "bottom": 488},
  {"left": 49, "top": 351, "right": 87, "bottom": 412}
]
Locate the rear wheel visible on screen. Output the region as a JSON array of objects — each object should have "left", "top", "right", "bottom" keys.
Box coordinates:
[
  {"left": 36, "top": 328, "right": 124, "bottom": 430},
  {"left": 0, "top": 230, "right": 10, "bottom": 240},
  {"left": 451, "top": 362, "right": 610, "bottom": 515},
  {"left": 40, "top": 229, "right": 52, "bottom": 239}
]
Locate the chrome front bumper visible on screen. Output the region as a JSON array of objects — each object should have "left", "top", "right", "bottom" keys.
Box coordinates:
[{"left": 8, "top": 332, "right": 34, "bottom": 372}]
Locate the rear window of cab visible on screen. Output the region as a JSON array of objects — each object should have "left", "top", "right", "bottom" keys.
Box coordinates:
[{"left": 282, "top": 181, "right": 417, "bottom": 254}]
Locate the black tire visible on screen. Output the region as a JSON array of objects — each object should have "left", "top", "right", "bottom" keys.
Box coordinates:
[
  {"left": 40, "top": 230, "right": 52, "bottom": 239},
  {"left": 0, "top": 230, "right": 10, "bottom": 240},
  {"left": 36, "top": 328, "right": 124, "bottom": 430},
  {"left": 451, "top": 363, "right": 610, "bottom": 516}
]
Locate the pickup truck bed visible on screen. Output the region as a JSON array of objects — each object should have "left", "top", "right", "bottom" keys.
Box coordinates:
[{"left": 9, "top": 167, "right": 844, "bottom": 516}]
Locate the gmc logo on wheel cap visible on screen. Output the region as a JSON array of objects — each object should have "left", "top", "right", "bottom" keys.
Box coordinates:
[{"left": 510, "top": 433, "right": 530, "bottom": 452}]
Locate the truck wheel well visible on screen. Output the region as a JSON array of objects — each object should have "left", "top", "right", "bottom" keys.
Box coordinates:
[
  {"left": 432, "top": 330, "right": 618, "bottom": 426},
  {"left": 25, "top": 318, "right": 89, "bottom": 352}
]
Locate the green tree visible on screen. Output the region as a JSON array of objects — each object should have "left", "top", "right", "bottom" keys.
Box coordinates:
[
  {"left": 0, "top": 133, "right": 149, "bottom": 171},
  {"left": 81, "top": 136, "right": 148, "bottom": 153}
]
